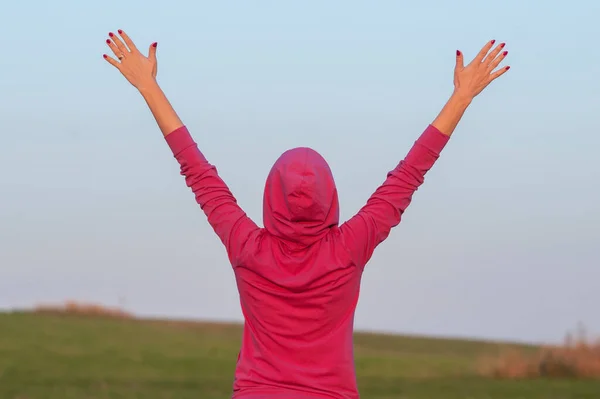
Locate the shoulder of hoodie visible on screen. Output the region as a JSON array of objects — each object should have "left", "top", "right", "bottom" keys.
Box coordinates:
[{"left": 235, "top": 226, "right": 360, "bottom": 270}]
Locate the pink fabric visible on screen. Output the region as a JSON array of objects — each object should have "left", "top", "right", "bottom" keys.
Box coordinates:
[{"left": 166, "top": 125, "right": 449, "bottom": 398}]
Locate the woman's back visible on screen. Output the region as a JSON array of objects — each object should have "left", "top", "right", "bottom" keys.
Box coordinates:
[{"left": 234, "top": 230, "right": 362, "bottom": 398}]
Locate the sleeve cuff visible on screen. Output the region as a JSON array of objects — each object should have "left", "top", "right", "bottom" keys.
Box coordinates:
[
  {"left": 418, "top": 124, "right": 450, "bottom": 153},
  {"left": 165, "top": 125, "right": 196, "bottom": 156}
]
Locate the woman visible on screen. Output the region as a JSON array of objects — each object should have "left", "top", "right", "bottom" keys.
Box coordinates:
[{"left": 103, "top": 30, "right": 509, "bottom": 399}]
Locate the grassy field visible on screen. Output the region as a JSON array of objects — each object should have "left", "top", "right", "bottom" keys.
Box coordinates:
[{"left": 0, "top": 312, "right": 598, "bottom": 398}]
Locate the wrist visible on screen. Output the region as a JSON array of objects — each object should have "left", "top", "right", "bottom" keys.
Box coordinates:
[
  {"left": 450, "top": 90, "right": 474, "bottom": 108},
  {"left": 137, "top": 78, "right": 160, "bottom": 97},
  {"left": 431, "top": 91, "right": 472, "bottom": 137}
]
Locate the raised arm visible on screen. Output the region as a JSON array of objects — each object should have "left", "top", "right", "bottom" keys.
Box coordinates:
[
  {"left": 103, "top": 30, "right": 259, "bottom": 265},
  {"left": 340, "top": 40, "right": 510, "bottom": 268}
]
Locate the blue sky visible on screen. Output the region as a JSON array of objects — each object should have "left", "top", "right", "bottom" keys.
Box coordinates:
[{"left": 1, "top": 0, "right": 599, "bottom": 343}]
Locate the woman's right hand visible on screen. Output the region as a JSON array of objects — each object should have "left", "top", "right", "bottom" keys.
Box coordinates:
[
  {"left": 103, "top": 29, "right": 158, "bottom": 91},
  {"left": 453, "top": 40, "right": 510, "bottom": 101},
  {"left": 430, "top": 40, "right": 511, "bottom": 137}
]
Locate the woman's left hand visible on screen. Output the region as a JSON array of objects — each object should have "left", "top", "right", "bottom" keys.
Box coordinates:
[{"left": 103, "top": 29, "right": 158, "bottom": 91}]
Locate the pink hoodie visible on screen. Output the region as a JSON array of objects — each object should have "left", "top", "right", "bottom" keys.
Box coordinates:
[{"left": 166, "top": 124, "right": 449, "bottom": 398}]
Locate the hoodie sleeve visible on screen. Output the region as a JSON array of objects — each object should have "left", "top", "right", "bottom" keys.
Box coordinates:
[
  {"left": 165, "top": 126, "right": 259, "bottom": 265},
  {"left": 339, "top": 124, "right": 449, "bottom": 269}
]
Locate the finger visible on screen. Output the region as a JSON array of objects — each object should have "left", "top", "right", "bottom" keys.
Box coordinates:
[
  {"left": 487, "top": 49, "right": 508, "bottom": 72},
  {"left": 117, "top": 29, "right": 139, "bottom": 53},
  {"left": 455, "top": 49, "right": 464, "bottom": 70},
  {"left": 103, "top": 54, "right": 121, "bottom": 69},
  {"left": 483, "top": 42, "right": 506, "bottom": 65},
  {"left": 148, "top": 41, "right": 158, "bottom": 61},
  {"left": 473, "top": 39, "right": 495, "bottom": 63},
  {"left": 108, "top": 32, "right": 129, "bottom": 57},
  {"left": 489, "top": 65, "right": 511, "bottom": 82},
  {"left": 105, "top": 39, "right": 124, "bottom": 61}
]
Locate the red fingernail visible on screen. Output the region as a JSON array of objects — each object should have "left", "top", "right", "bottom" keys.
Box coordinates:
[
  {"left": 491, "top": 40, "right": 495, "bottom": 44},
  {"left": 106, "top": 39, "right": 111, "bottom": 44},
  {"left": 456, "top": 50, "right": 461, "bottom": 56},
  {"left": 103, "top": 54, "right": 108, "bottom": 58},
  {"left": 109, "top": 32, "right": 114, "bottom": 37},
  {"left": 503, "top": 51, "right": 508, "bottom": 56},
  {"left": 500, "top": 43, "right": 506, "bottom": 48},
  {"left": 152, "top": 42, "right": 158, "bottom": 48},
  {"left": 118, "top": 29, "right": 123, "bottom": 34},
  {"left": 505, "top": 66, "right": 511, "bottom": 70}
]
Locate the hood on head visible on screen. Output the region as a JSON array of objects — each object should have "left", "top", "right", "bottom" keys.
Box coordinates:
[{"left": 263, "top": 147, "right": 339, "bottom": 247}]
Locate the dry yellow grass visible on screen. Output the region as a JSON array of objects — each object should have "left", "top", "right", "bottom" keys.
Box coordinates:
[
  {"left": 480, "top": 327, "right": 600, "bottom": 379},
  {"left": 34, "top": 300, "right": 133, "bottom": 319}
]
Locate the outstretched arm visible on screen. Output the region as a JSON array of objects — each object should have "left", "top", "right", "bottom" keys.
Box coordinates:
[
  {"left": 103, "top": 30, "right": 259, "bottom": 265},
  {"left": 340, "top": 40, "right": 510, "bottom": 268}
]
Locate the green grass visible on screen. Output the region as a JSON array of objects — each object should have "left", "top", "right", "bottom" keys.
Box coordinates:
[{"left": 0, "top": 312, "right": 598, "bottom": 398}]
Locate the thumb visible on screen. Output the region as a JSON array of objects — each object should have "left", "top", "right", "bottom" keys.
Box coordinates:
[
  {"left": 455, "top": 49, "right": 464, "bottom": 70},
  {"left": 148, "top": 42, "right": 158, "bottom": 61}
]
